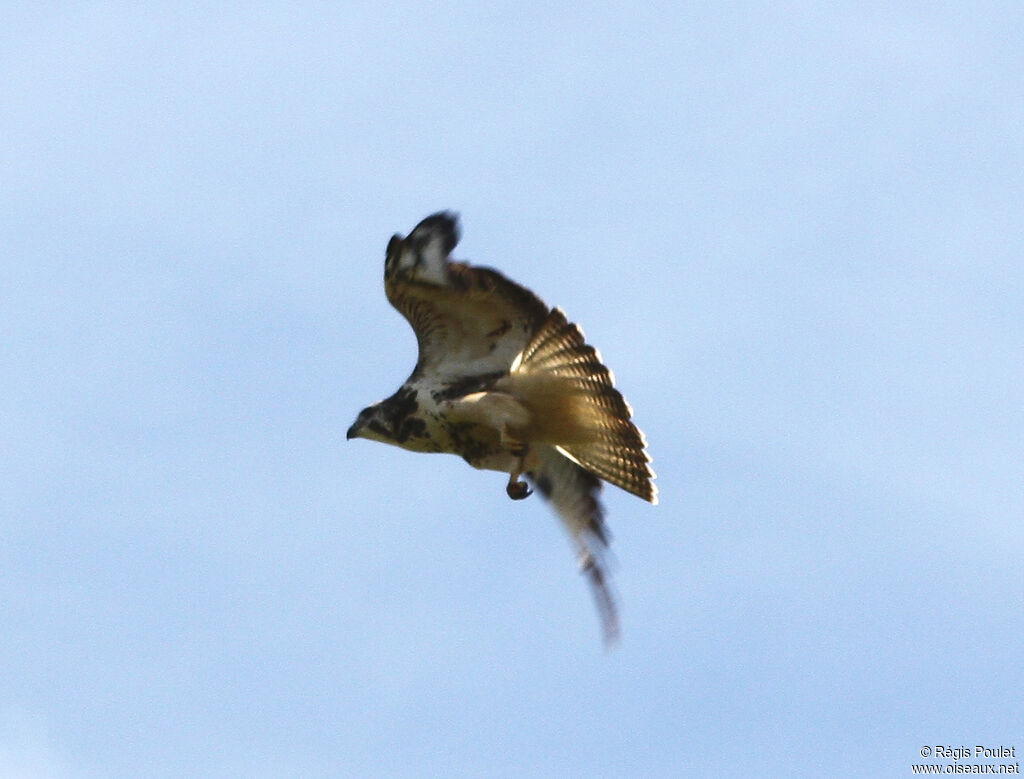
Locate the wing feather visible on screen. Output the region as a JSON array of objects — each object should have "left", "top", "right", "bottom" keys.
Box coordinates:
[
  {"left": 384, "top": 212, "right": 549, "bottom": 379},
  {"left": 513, "top": 309, "right": 657, "bottom": 503}
]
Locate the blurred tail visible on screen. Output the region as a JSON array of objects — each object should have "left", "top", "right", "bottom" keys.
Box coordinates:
[{"left": 528, "top": 444, "right": 619, "bottom": 646}]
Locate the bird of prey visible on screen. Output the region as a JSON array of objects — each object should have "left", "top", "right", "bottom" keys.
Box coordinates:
[{"left": 347, "top": 212, "right": 656, "bottom": 642}]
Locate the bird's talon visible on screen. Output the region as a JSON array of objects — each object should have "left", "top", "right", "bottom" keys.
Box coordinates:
[{"left": 506, "top": 481, "right": 533, "bottom": 500}]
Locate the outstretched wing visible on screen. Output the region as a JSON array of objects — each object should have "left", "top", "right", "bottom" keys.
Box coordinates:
[
  {"left": 528, "top": 444, "right": 620, "bottom": 645},
  {"left": 384, "top": 212, "right": 549, "bottom": 379},
  {"left": 511, "top": 308, "right": 657, "bottom": 503}
]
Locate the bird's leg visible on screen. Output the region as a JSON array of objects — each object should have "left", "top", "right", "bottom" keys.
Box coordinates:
[{"left": 503, "top": 435, "right": 532, "bottom": 500}]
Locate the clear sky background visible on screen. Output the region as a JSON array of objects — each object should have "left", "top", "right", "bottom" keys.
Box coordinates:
[{"left": 2, "top": 4, "right": 1022, "bottom": 777}]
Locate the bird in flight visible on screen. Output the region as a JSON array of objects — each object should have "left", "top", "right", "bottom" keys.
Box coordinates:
[{"left": 347, "top": 212, "right": 656, "bottom": 642}]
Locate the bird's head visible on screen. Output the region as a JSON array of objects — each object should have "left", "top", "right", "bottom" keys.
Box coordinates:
[
  {"left": 346, "top": 402, "right": 395, "bottom": 444},
  {"left": 347, "top": 386, "right": 420, "bottom": 445}
]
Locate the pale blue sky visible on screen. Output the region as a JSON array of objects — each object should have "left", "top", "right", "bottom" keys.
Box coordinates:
[{"left": 2, "top": 4, "right": 1022, "bottom": 777}]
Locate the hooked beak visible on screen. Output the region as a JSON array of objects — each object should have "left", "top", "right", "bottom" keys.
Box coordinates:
[{"left": 346, "top": 423, "right": 360, "bottom": 440}]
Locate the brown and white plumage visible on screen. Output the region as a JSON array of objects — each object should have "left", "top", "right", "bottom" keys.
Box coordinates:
[{"left": 347, "top": 212, "right": 656, "bottom": 642}]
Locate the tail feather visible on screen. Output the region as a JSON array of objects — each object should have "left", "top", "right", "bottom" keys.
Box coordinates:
[
  {"left": 528, "top": 445, "right": 619, "bottom": 645},
  {"left": 513, "top": 309, "right": 657, "bottom": 504}
]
